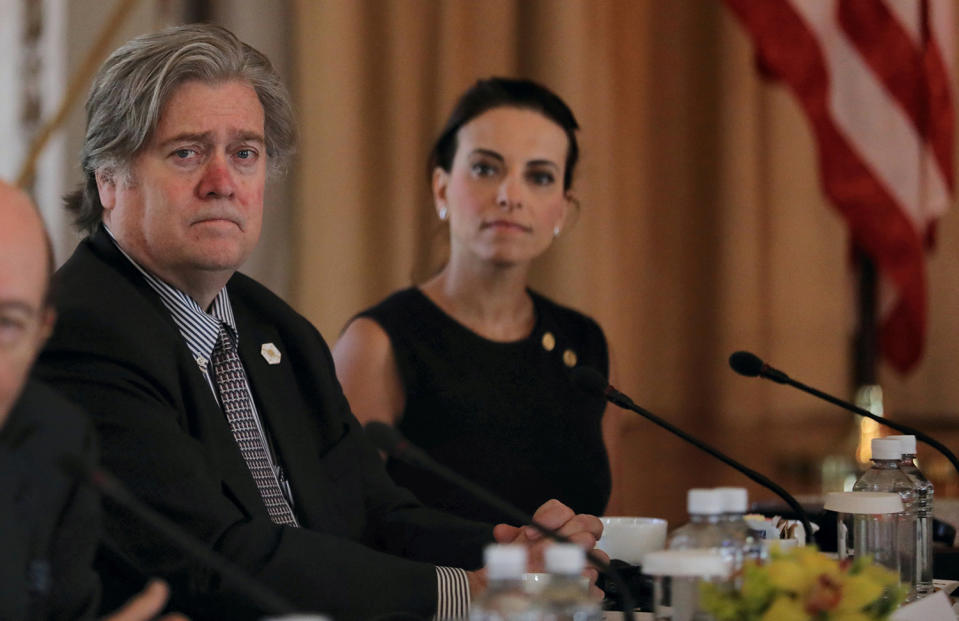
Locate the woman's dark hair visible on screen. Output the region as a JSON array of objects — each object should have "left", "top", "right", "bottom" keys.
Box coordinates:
[{"left": 427, "top": 77, "right": 580, "bottom": 191}]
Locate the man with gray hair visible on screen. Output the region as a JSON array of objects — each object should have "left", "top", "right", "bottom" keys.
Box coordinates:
[{"left": 37, "top": 24, "right": 602, "bottom": 621}]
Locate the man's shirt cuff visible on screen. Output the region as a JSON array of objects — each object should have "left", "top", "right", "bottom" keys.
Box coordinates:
[{"left": 435, "top": 566, "right": 470, "bottom": 620}]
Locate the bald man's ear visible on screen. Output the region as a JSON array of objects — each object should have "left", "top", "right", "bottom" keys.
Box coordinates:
[
  {"left": 39, "top": 307, "right": 56, "bottom": 343},
  {"left": 95, "top": 169, "right": 117, "bottom": 211}
]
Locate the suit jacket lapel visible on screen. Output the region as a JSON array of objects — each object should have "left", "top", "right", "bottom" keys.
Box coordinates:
[
  {"left": 183, "top": 357, "right": 270, "bottom": 516},
  {"left": 89, "top": 228, "right": 271, "bottom": 518},
  {"left": 231, "top": 300, "right": 352, "bottom": 530}
]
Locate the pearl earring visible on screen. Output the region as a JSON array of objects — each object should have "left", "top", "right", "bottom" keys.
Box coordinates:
[
  {"left": 439, "top": 206, "right": 448, "bottom": 221},
  {"left": 553, "top": 225, "right": 561, "bottom": 238}
]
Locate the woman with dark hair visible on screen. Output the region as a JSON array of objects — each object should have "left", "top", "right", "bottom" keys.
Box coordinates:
[{"left": 333, "top": 77, "right": 621, "bottom": 524}]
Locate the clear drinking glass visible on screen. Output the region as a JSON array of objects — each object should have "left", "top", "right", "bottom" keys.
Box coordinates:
[
  {"left": 824, "top": 492, "right": 903, "bottom": 577},
  {"left": 643, "top": 549, "right": 731, "bottom": 621}
]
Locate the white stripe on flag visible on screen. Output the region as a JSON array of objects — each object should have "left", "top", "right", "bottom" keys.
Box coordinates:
[
  {"left": 789, "top": 0, "right": 950, "bottom": 234},
  {"left": 724, "top": 0, "right": 955, "bottom": 373}
]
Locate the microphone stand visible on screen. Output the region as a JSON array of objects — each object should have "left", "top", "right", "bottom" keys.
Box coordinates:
[
  {"left": 730, "top": 351, "right": 959, "bottom": 478},
  {"left": 584, "top": 378, "right": 816, "bottom": 545},
  {"left": 775, "top": 373, "right": 959, "bottom": 477},
  {"left": 59, "top": 455, "right": 298, "bottom": 617}
]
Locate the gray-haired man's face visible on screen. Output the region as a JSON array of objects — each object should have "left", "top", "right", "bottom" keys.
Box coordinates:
[{"left": 96, "top": 79, "right": 267, "bottom": 300}]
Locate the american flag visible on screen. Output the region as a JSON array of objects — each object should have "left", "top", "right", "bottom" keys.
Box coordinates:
[{"left": 724, "top": 0, "right": 955, "bottom": 374}]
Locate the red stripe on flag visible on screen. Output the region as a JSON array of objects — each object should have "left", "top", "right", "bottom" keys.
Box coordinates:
[
  {"left": 838, "top": 0, "right": 954, "bottom": 193},
  {"left": 837, "top": 1, "right": 924, "bottom": 132},
  {"left": 724, "top": 0, "right": 929, "bottom": 372},
  {"left": 818, "top": 111, "right": 927, "bottom": 373},
  {"left": 922, "top": 20, "right": 956, "bottom": 193}
]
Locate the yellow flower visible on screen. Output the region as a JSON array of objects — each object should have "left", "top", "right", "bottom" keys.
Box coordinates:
[
  {"left": 766, "top": 558, "right": 809, "bottom": 594},
  {"left": 805, "top": 573, "right": 842, "bottom": 614},
  {"left": 699, "top": 583, "right": 742, "bottom": 621},
  {"left": 833, "top": 613, "right": 874, "bottom": 621},
  {"left": 795, "top": 546, "right": 840, "bottom": 580},
  {"left": 836, "top": 575, "right": 883, "bottom": 612},
  {"left": 760, "top": 596, "right": 811, "bottom": 621},
  {"left": 741, "top": 563, "right": 775, "bottom": 607},
  {"left": 700, "top": 546, "right": 903, "bottom": 621},
  {"left": 855, "top": 562, "right": 899, "bottom": 589}
]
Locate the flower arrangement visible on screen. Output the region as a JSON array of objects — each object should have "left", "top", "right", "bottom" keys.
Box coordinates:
[{"left": 700, "top": 545, "right": 906, "bottom": 621}]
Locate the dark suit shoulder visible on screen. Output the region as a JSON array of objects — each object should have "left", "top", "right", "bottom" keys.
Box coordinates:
[
  {"left": 227, "top": 272, "right": 318, "bottom": 334},
  {"left": 0, "top": 379, "right": 100, "bottom": 621},
  {"left": 528, "top": 289, "right": 604, "bottom": 336},
  {"left": 3, "top": 379, "right": 94, "bottom": 456},
  {"left": 49, "top": 233, "right": 181, "bottom": 360},
  {"left": 227, "top": 271, "right": 336, "bottom": 372},
  {"left": 41, "top": 231, "right": 204, "bottom": 416},
  {"left": 528, "top": 289, "right": 609, "bottom": 376}
]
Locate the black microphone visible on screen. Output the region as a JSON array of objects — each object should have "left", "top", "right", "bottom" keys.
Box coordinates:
[
  {"left": 58, "top": 455, "right": 298, "bottom": 617},
  {"left": 728, "top": 351, "right": 789, "bottom": 384},
  {"left": 729, "top": 350, "right": 959, "bottom": 477},
  {"left": 364, "top": 422, "right": 637, "bottom": 621},
  {"left": 570, "top": 366, "right": 815, "bottom": 544}
]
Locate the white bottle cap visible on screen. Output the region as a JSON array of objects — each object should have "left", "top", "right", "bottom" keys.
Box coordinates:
[
  {"left": 687, "top": 488, "right": 723, "bottom": 515},
  {"left": 544, "top": 543, "right": 585, "bottom": 574},
  {"left": 642, "top": 549, "right": 731, "bottom": 578},
  {"left": 824, "top": 491, "right": 903, "bottom": 514},
  {"left": 484, "top": 544, "right": 527, "bottom": 580},
  {"left": 715, "top": 487, "right": 748, "bottom": 513},
  {"left": 887, "top": 435, "right": 917, "bottom": 455},
  {"left": 871, "top": 437, "right": 903, "bottom": 460}
]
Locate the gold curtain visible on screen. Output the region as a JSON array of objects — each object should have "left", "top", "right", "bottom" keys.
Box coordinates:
[{"left": 291, "top": 0, "right": 959, "bottom": 523}]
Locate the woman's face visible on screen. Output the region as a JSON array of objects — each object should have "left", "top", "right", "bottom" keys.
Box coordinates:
[{"left": 434, "top": 106, "right": 570, "bottom": 268}]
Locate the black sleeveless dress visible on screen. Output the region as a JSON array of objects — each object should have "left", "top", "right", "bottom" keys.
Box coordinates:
[{"left": 356, "top": 288, "right": 611, "bottom": 524}]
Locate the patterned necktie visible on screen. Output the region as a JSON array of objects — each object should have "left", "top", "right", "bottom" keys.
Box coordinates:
[{"left": 211, "top": 323, "right": 298, "bottom": 527}]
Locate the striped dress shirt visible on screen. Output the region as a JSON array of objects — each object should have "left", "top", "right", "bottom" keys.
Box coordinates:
[
  {"left": 106, "top": 231, "right": 471, "bottom": 619},
  {"left": 107, "top": 231, "right": 297, "bottom": 512}
]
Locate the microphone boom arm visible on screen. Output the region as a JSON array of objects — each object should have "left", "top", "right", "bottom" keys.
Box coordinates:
[
  {"left": 607, "top": 390, "right": 815, "bottom": 545},
  {"left": 730, "top": 350, "right": 959, "bottom": 478},
  {"left": 60, "top": 456, "right": 297, "bottom": 616},
  {"left": 364, "top": 422, "right": 637, "bottom": 621},
  {"left": 787, "top": 376, "right": 959, "bottom": 476}
]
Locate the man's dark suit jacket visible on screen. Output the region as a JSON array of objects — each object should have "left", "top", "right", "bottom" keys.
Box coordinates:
[
  {"left": 0, "top": 379, "right": 100, "bottom": 621},
  {"left": 35, "top": 228, "right": 493, "bottom": 620}
]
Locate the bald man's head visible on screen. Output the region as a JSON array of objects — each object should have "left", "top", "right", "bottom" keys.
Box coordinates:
[{"left": 0, "top": 180, "right": 56, "bottom": 426}]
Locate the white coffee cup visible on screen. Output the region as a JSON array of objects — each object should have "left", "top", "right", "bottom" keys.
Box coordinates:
[{"left": 596, "top": 516, "right": 668, "bottom": 565}]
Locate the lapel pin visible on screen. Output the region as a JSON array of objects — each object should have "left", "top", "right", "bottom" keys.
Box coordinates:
[
  {"left": 260, "top": 342, "right": 282, "bottom": 365},
  {"left": 541, "top": 332, "right": 556, "bottom": 351}
]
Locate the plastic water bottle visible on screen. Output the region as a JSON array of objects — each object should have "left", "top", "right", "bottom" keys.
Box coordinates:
[
  {"left": 889, "top": 435, "right": 934, "bottom": 597},
  {"left": 470, "top": 545, "right": 535, "bottom": 621},
  {"left": 715, "top": 487, "right": 763, "bottom": 565},
  {"left": 852, "top": 437, "right": 918, "bottom": 601},
  {"left": 539, "top": 544, "right": 601, "bottom": 621},
  {"left": 666, "top": 489, "right": 737, "bottom": 561}
]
